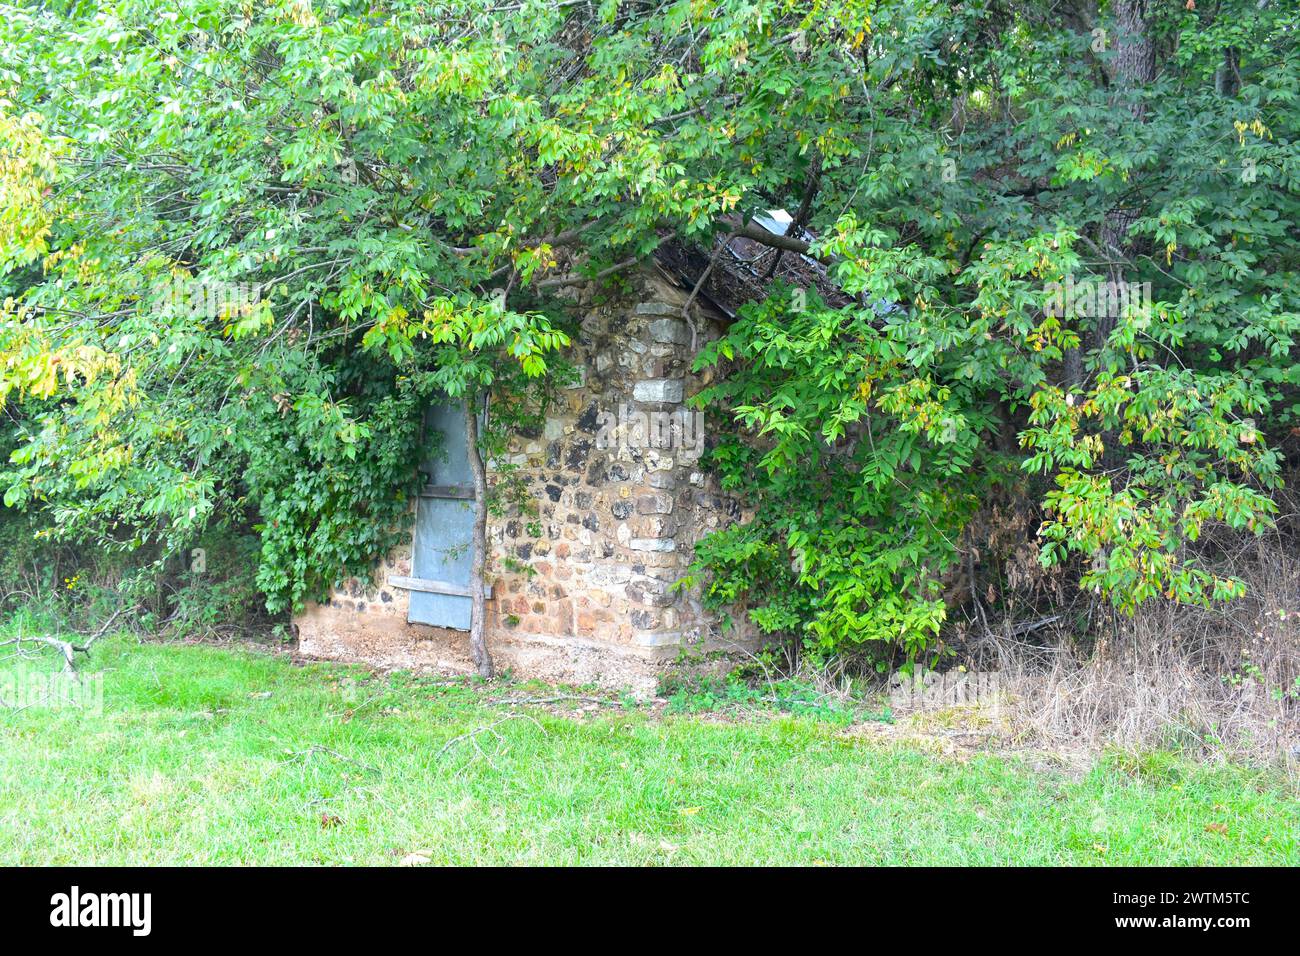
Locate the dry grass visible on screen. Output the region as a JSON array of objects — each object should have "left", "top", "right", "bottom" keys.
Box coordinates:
[{"left": 968, "top": 546, "right": 1300, "bottom": 766}]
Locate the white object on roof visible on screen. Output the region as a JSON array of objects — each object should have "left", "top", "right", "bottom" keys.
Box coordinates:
[{"left": 751, "top": 208, "right": 794, "bottom": 236}]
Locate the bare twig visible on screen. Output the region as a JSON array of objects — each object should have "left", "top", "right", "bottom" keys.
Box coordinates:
[
  {"left": 681, "top": 229, "right": 739, "bottom": 350},
  {"left": 284, "top": 745, "right": 382, "bottom": 776},
  {"left": 0, "top": 605, "right": 132, "bottom": 679},
  {"left": 436, "top": 712, "right": 546, "bottom": 759}
]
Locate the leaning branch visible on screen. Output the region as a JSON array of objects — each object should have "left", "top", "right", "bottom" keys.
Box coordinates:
[
  {"left": 533, "top": 255, "right": 641, "bottom": 290},
  {"left": 729, "top": 222, "right": 818, "bottom": 257}
]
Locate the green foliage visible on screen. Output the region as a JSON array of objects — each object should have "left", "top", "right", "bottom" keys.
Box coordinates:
[
  {"left": 658, "top": 670, "right": 886, "bottom": 724},
  {"left": 0, "top": 1, "right": 577, "bottom": 610},
  {"left": 163, "top": 531, "right": 272, "bottom": 639},
  {"left": 241, "top": 356, "right": 430, "bottom": 613},
  {"left": 687, "top": 286, "right": 986, "bottom": 661},
  {"left": 0, "top": 0, "right": 1295, "bottom": 653},
  {"left": 680, "top": 1, "right": 1299, "bottom": 659},
  {"left": 0, "top": 508, "right": 271, "bottom": 640}
]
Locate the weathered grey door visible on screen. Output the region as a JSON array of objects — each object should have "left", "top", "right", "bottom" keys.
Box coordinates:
[{"left": 404, "top": 402, "right": 478, "bottom": 631}]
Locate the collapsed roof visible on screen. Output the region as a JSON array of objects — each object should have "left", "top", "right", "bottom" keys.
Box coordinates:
[{"left": 653, "top": 210, "right": 854, "bottom": 319}]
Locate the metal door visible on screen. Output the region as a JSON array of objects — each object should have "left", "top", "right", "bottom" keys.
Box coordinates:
[{"left": 401, "top": 402, "right": 478, "bottom": 630}]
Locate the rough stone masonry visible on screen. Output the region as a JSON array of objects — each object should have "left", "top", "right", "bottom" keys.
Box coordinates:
[{"left": 295, "top": 271, "right": 758, "bottom": 695}]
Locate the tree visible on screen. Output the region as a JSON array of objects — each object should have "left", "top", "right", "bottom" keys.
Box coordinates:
[{"left": 0, "top": 0, "right": 1295, "bottom": 665}]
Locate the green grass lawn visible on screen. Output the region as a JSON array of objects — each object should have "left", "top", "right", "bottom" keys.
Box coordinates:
[{"left": 1, "top": 636, "right": 1295, "bottom": 865}]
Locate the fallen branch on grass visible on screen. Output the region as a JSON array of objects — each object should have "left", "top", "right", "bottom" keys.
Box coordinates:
[
  {"left": 485, "top": 694, "right": 620, "bottom": 708},
  {"left": 436, "top": 713, "right": 546, "bottom": 759},
  {"left": 0, "top": 606, "right": 132, "bottom": 679}
]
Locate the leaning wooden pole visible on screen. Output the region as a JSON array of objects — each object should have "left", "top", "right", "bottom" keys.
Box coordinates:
[{"left": 463, "top": 396, "right": 494, "bottom": 678}]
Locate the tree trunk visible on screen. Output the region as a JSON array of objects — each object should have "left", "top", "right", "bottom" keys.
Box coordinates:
[
  {"left": 1110, "top": 0, "right": 1157, "bottom": 104},
  {"left": 463, "top": 397, "right": 493, "bottom": 679},
  {"left": 1087, "top": 0, "right": 1157, "bottom": 468},
  {"left": 1215, "top": 47, "right": 1240, "bottom": 98},
  {"left": 1100, "top": 0, "right": 1156, "bottom": 335},
  {"left": 1066, "top": 0, "right": 1155, "bottom": 388},
  {"left": 1063, "top": 346, "right": 1084, "bottom": 390}
]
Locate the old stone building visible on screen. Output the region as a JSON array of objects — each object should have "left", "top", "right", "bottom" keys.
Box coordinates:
[{"left": 295, "top": 219, "right": 844, "bottom": 693}]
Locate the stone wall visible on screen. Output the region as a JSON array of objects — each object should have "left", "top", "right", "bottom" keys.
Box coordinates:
[{"left": 295, "top": 272, "right": 757, "bottom": 695}]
